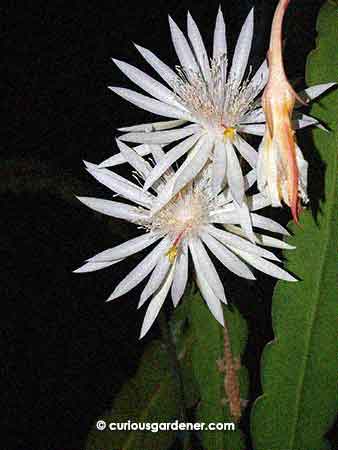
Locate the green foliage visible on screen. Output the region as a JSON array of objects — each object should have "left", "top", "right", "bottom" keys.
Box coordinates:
[
  {"left": 189, "top": 289, "right": 248, "bottom": 450},
  {"left": 251, "top": 2, "right": 338, "bottom": 449},
  {"left": 85, "top": 303, "right": 198, "bottom": 450}
]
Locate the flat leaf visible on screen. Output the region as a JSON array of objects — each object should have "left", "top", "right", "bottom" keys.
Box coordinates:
[
  {"left": 189, "top": 289, "right": 248, "bottom": 450},
  {"left": 251, "top": 3, "right": 338, "bottom": 450}
]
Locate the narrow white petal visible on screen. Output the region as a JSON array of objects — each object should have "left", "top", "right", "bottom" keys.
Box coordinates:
[
  {"left": 225, "top": 140, "right": 244, "bottom": 205},
  {"left": 246, "top": 59, "right": 268, "bottom": 102},
  {"left": 139, "top": 262, "right": 176, "bottom": 339},
  {"left": 87, "top": 232, "right": 162, "bottom": 263},
  {"left": 217, "top": 168, "right": 257, "bottom": 207},
  {"left": 227, "top": 247, "right": 297, "bottom": 282},
  {"left": 109, "top": 87, "right": 187, "bottom": 119},
  {"left": 187, "top": 12, "right": 210, "bottom": 81},
  {"left": 247, "top": 193, "right": 271, "bottom": 211},
  {"left": 171, "top": 241, "right": 188, "bottom": 307},
  {"left": 116, "top": 139, "right": 151, "bottom": 177},
  {"left": 239, "top": 124, "right": 265, "bottom": 136},
  {"left": 292, "top": 114, "right": 320, "bottom": 130},
  {"left": 234, "top": 134, "right": 258, "bottom": 167},
  {"left": 205, "top": 224, "right": 279, "bottom": 261},
  {"left": 297, "top": 82, "right": 337, "bottom": 103},
  {"left": 119, "top": 125, "right": 200, "bottom": 144},
  {"left": 212, "top": 140, "right": 227, "bottom": 194},
  {"left": 112, "top": 58, "right": 180, "bottom": 107},
  {"left": 73, "top": 260, "right": 121, "bottom": 273},
  {"left": 86, "top": 166, "right": 153, "bottom": 207},
  {"left": 251, "top": 213, "right": 290, "bottom": 235},
  {"left": 108, "top": 236, "right": 171, "bottom": 301},
  {"left": 143, "top": 133, "right": 202, "bottom": 190},
  {"left": 76, "top": 196, "right": 147, "bottom": 222},
  {"left": 240, "top": 108, "right": 265, "bottom": 124},
  {"left": 213, "top": 7, "right": 227, "bottom": 59},
  {"left": 200, "top": 231, "right": 255, "bottom": 280},
  {"left": 191, "top": 238, "right": 227, "bottom": 302},
  {"left": 234, "top": 199, "right": 255, "bottom": 242},
  {"left": 98, "top": 144, "right": 152, "bottom": 168},
  {"left": 195, "top": 270, "right": 225, "bottom": 325},
  {"left": 173, "top": 137, "right": 212, "bottom": 195},
  {"left": 118, "top": 119, "right": 187, "bottom": 132},
  {"left": 138, "top": 256, "right": 170, "bottom": 308},
  {"left": 169, "top": 16, "right": 200, "bottom": 73},
  {"left": 256, "top": 234, "right": 295, "bottom": 250},
  {"left": 135, "top": 44, "right": 178, "bottom": 88},
  {"left": 225, "top": 224, "right": 295, "bottom": 250},
  {"left": 229, "top": 8, "right": 254, "bottom": 86}
]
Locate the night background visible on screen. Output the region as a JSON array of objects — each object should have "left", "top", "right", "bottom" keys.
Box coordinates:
[{"left": 3, "top": 0, "right": 336, "bottom": 449}]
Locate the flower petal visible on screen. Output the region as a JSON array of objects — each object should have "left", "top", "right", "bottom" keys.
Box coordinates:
[
  {"left": 138, "top": 255, "right": 170, "bottom": 308},
  {"left": 73, "top": 260, "right": 121, "bottom": 273},
  {"left": 297, "top": 82, "right": 337, "bottom": 103},
  {"left": 240, "top": 108, "right": 265, "bottom": 124},
  {"left": 233, "top": 134, "right": 258, "bottom": 167},
  {"left": 139, "top": 261, "right": 176, "bottom": 339},
  {"left": 229, "top": 8, "right": 254, "bottom": 86},
  {"left": 212, "top": 140, "right": 227, "bottom": 194},
  {"left": 169, "top": 16, "right": 200, "bottom": 74},
  {"left": 87, "top": 232, "right": 162, "bottom": 263},
  {"left": 172, "top": 136, "right": 212, "bottom": 195},
  {"left": 118, "top": 119, "right": 187, "bottom": 132},
  {"left": 171, "top": 241, "right": 188, "bottom": 307},
  {"left": 251, "top": 213, "right": 290, "bottom": 235},
  {"left": 108, "top": 87, "right": 187, "bottom": 119},
  {"left": 239, "top": 123, "right": 265, "bottom": 136},
  {"left": 76, "top": 196, "right": 148, "bottom": 222},
  {"left": 107, "top": 236, "right": 171, "bottom": 301},
  {"left": 224, "top": 224, "right": 295, "bottom": 250},
  {"left": 246, "top": 59, "right": 268, "bottom": 102},
  {"left": 112, "top": 58, "right": 181, "bottom": 107},
  {"left": 86, "top": 165, "right": 153, "bottom": 207},
  {"left": 234, "top": 199, "right": 255, "bottom": 242},
  {"left": 116, "top": 139, "right": 151, "bottom": 177},
  {"left": 227, "top": 247, "right": 297, "bottom": 282},
  {"left": 135, "top": 44, "right": 178, "bottom": 88},
  {"left": 213, "top": 7, "right": 227, "bottom": 60},
  {"left": 98, "top": 144, "right": 152, "bottom": 168},
  {"left": 191, "top": 238, "right": 227, "bottom": 303},
  {"left": 143, "top": 133, "right": 202, "bottom": 190},
  {"left": 119, "top": 125, "right": 200, "bottom": 144},
  {"left": 225, "top": 140, "right": 244, "bottom": 205},
  {"left": 206, "top": 224, "right": 280, "bottom": 261},
  {"left": 190, "top": 240, "right": 225, "bottom": 324},
  {"left": 247, "top": 193, "right": 271, "bottom": 211},
  {"left": 187, "top": 12, "right": 210, "bottom": 81},
  {"left": 200, "top": 231, "right": 256, "bottom": 280}
]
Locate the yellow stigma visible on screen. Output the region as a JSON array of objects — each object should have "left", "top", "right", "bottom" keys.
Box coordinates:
[
  {"left": 166, "top": 245, "right": 178, "bottom": 264},
  {"left": 223, "top": 127, "right": 236, "bottom": 141}
]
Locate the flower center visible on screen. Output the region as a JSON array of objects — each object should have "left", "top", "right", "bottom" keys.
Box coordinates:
[
  {"left": 223, "top": 126, "right": 236, "bottom": 141},
  {"left": 149, "top": 188, "right": 209, "bottom": 262}
]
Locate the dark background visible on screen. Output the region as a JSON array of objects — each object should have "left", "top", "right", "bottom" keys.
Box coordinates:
[{"left": 3, "top": 1, "right": 335, "bottom": 449}]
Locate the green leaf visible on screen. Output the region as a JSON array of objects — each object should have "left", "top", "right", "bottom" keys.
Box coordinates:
[
  {"left": 85, "top": 303, "right": 198, "bottom": 450},
  {"left": 251, "top": 3, "right": 338, "bottom": 450},
  {"left": 189, "top": 290, "right": 248, "bottom": 450}
]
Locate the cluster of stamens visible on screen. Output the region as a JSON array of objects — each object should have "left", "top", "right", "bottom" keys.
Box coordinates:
[
  {"left": 143, "top": 179, "right": 214, "bottom": 262},
  {"left": 172, "top": 55, "right": 258, "bottom": 135}
]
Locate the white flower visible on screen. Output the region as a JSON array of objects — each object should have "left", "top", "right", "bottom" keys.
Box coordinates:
[
  {"left": 102, "top": 7, "right": 331, "bottom": 211},
  {"left": 74, "top": 146, "right": 296, "bottom": 338}
]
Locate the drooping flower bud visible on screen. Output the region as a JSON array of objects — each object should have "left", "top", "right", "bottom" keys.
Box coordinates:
[{"left": 258, "top": 0, "right": 308, "bottom": 223}]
